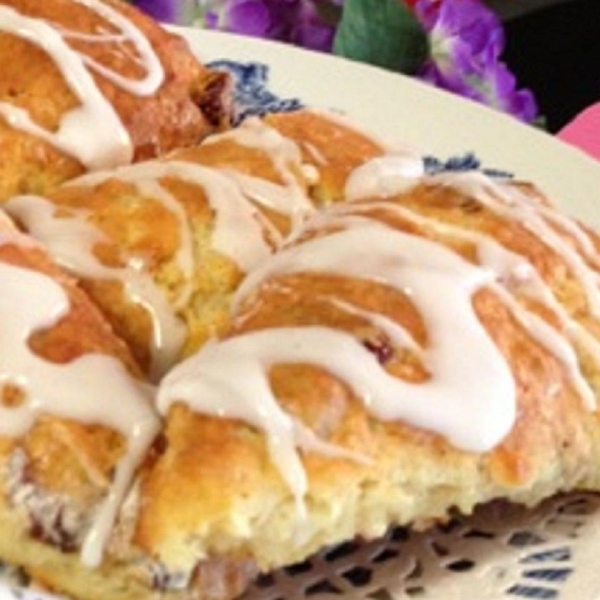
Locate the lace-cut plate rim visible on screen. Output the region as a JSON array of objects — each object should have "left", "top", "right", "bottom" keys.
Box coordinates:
[
  {"left": 241, "top": 493, "right": 600, "bottom": 600},
  {"left": 2, "top": 493, "right": 600, "bottom": 600}
]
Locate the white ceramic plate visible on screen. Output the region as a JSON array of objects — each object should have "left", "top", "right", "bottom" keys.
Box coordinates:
[{"left": 3, "top": 26, "right": 600, "bottom": 600}]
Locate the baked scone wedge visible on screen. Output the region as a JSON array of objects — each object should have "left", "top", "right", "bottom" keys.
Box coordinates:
[
  {"left": 5, "top": 111, "right": 382, "bottom": 378},
  {"left": 0, "top": 0, "right": 231, "bottom": 201},
  {"left": 139, "top": 168, "right": 600, "bottom": 596},
  {"left": 0, "top": 212, "right": 161, "bottom": 598}
]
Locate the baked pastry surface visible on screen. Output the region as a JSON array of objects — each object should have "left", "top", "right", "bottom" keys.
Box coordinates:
[
  {"left": 0, "top": 0, "right": 231, "bottom": 201},
  {"left": 141, "top": 173, "right": 600, "bottom": 586},
  {"left": 264, "top": 110, "right": 388, "bottom": 203},
  {"left": 6, "top": 111, "right": 384, "bottom": 378},
  {"left": 3, "top": 114, "right": 600, "bottom": 599},
  {"left": 0, "top": 213, "right": 162, "bottom": 598}
]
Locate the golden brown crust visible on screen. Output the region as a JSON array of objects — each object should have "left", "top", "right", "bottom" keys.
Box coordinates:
[
  {"left": 5, "top": 110, "right": 384, "bottom": 376},
  {"left": 13, "top": 115, "right": 323, "bottom": 374},
  {"left": 265, "top": 111, "right": 386, "bottom": 203},
  {"left": 133, "top": 180, "right": 597, "bottom": 582},
  {"left": 0, "top": 0, "right": 231, "bottom": 201}
]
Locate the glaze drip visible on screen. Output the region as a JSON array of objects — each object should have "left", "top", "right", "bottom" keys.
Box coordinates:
[
  {"left": 442, "top": 173, "right": 600, "bottom": 318},
  {"left": 5, "top": 194, "right": 186, "bottom": 380},
  {"left": 0, "top": 0, "right": 165, "bottom": 169},
  {"left": 160, "top": 221, "right": 517, "bottom": 509},
  {"left": 64, "top": 0, "right": 164, "bottom": 96},
  {"left": 70, "top": 159, "right": 275, "bottom": 273},
  {"left": 343, "top": 154, "right": 600, "bottom": 407},
  {"left": 204, "top": 118, "right": 315, "bottom": 224},
  {"left": 6, "top": 119, "right": 320, "bottom": 375},
  {"left": 0, "top": 237, "right": 159, "bottom": 567},
  {"left": 339, "top": 199, "right": 598, "bottom": 409},
  {"left": 160, "top": 164, "right": 600, "bottom": 512}
]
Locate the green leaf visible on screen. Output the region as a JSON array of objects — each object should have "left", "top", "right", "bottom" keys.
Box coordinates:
[{"left": 333, "top": 0, "right": 429, "bottom": 75}]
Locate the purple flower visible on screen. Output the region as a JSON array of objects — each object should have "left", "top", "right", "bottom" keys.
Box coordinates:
[
  {"left": 203, "top": 0, "right": 337, "bottom": 52},
  {"left": 132, "top": 0, "right": 179, "bottom": 22},
  {"left": 415, "top": 0, "right": 538, "bottom": 122}
]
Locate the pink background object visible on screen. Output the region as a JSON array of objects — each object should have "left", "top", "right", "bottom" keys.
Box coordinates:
[{"left": 557, "top": 102, "right": 600, "bottom": 163}]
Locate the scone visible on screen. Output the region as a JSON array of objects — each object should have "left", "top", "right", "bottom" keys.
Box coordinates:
[
  {"left": 145, "top": 168, "right": 600, "bottom": 594},
  {"left": 5, "top": 111, "right": 383, "bottom": 378},
  {"left": 0, "top": 212, "right": 160, "bottom": 596},
  {"left": 0, "top": 0, "right": 231, "bottom": 201}
]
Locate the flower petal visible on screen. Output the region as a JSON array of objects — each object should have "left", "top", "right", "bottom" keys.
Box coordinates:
[
  {"left": 223, "top": 0, "right": 272, "bottom": 36},
  {"left": 132, "top": 0, "right": 177, "bottom": 22},
  {"left": 417, "top": 0, "right": 538, "bottom": 122}
]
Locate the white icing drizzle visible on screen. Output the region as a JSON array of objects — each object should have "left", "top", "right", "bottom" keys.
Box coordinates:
[
  {"left": 319, "top": 295, "right": 422, "bottom": 356},
  {"left": 340, "top": 200, "right": 598, "bottom": 409},
  {"left": 69, "top": 160, "right": 274, "bottom": 273},
  {"left": 341, "top": 154, "right": 600, "bottom": 405},
  {"left": 4, "top": 194, "right": 186, "bottom": 380},
  {"left": 158, "top": 332, "right": 370, "bottom": 516},
  {"left": 120, "top": 177, "right": 195, "bottom": 311},
  {"left": 65, "top": 0, "right": 164, "bottom": 96},
  {"left": 520, "top": 194, "right": 600, "bottom": 269},
  {"left": 442, "top": 173, "right": 600, "bottom": 318},
  {"left": 0, "top": 247, "right": 159, "bottom": 567},
  {"left": 204, "top": 119, "right": 315, "bottom": 224},
  {"left": 225, "top": 171, "right": 312, "bottom": 218},
  {"left": 476, "top": 237, "right": 600, "bottom": 370},
  {"left": 6, "top": 144, "right": 317, "bottom": 375},
  {"left": 236, "top": 224, "right": 517, "bottom": 450},
  {"left": 162, "top": 222, "right": 518, "bottom": 508},
  {"left": 159, "top": 165, "right": 600, "bottom": 513},
  {"left": 0, "top": 6, "right": 130, "bottom": 169},
  {"left": 207, "top": 118, "right": 303, "bottom": 176},
  {"left": 344, "top": 154, "right": 424, "bottom": 201},
  {"left": 490, "top": 282, "right": 594, "bottom": 407},
  {"left": 302, "top": 142, "right": 327, "bottom": 167},
  {"left": 160, "top": 332, "right": 311, "bottom": 509},
  {"left": 0, "top": 0, "right": 165, "bottom": 169},
  {"left": 0, "top": 228, "right": 38, "bottom": 249},
  {"left": 56, "top": 28, "right": 128, "bottom": 44}
]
